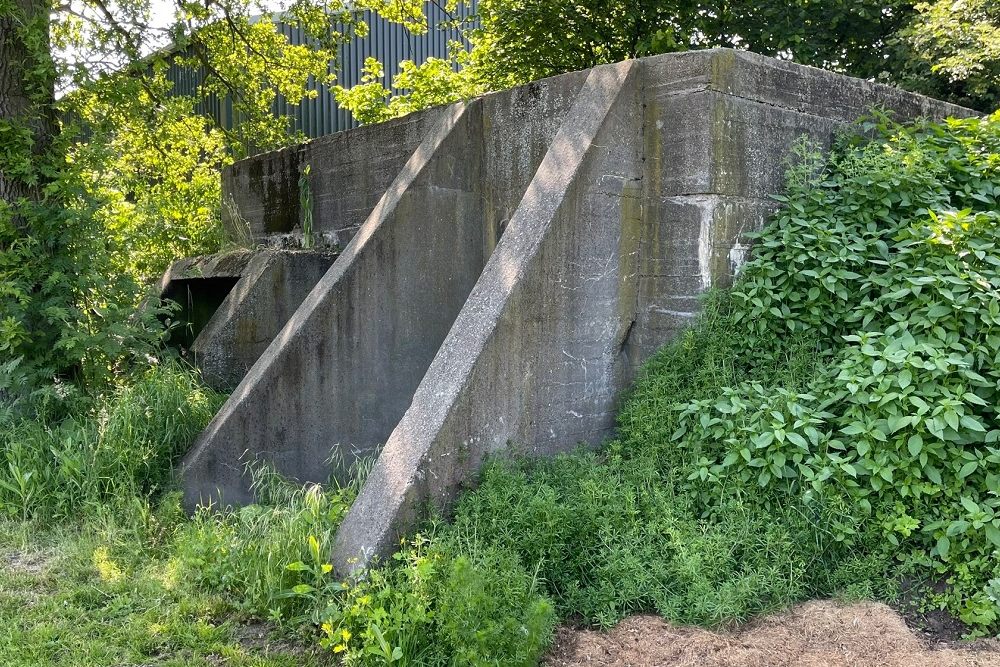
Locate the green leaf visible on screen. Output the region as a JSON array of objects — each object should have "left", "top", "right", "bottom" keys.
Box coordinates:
[
  {"left": 937, "top": 535, "right": 951, "bottom": 559},
  {"left": 786, "top": 432, "right": 808, "bottom": 449},
  {"left": 907, "top": 434, "right": 923, "bottom": 457},
  {"left": 960, "top": 415, "right": 986, "bottom": 432},
  {"left": 963, "top": 392, "right": 988, "bottom": 406},
  {"left": 927, "top": 304, "right": 951, "bottom": 318},
  {"left": 944, "top": 411, "right": 960, "bottom": 432},
  {"left": 887, "top": 415, "right": 910, "bottom": 433},
  {"left": 926, "top": 466, "right": 943, "bottom": 485},
  {"left": 898, "top": 369, "right": 912, "bottom": 389},
  {"left": 959, "top": 461, "right": 979, "bottom": 479},
  {"left": 841, "top": 423, "right": 866, "bottom": 436},
  {"left": 947, "top": 520, "right": 970, "bottom": 536}
]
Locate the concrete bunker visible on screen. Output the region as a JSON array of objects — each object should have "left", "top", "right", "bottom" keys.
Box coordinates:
[{"left": 177, "top": 49, "right": 973, "bottom": 573}]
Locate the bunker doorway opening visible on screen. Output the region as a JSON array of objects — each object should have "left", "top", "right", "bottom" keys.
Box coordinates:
[{"left": 161, "top": 277, "right": 240, "bottom": 352}]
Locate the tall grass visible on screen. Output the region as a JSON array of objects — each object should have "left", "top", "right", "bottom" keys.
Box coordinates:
[
  {"left": 0, "top": 360, "right": 224, "bottom": 521},
  {"left": 171, "top": 463, "right": 361, "bottom": 623}
]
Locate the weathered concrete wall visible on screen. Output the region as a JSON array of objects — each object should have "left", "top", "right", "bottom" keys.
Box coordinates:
[
  {"left": 627, "top": 50, "right": 974, "bottom": 364},
  {"left": 332, "top": 50, "right": 971, "bottom": 570},
  {"left": 188, "top": 48, "right": 974, "bottom": 569},
  {"left": 183, "top": 103, "right": 488, "bottom": 507},
  {"left": 480, "top": 71, "right": 590, "bottom": 249},
  {"left": 334, "top": 60, "right": 642, "bottom": 566},
  {"left": 222, "top": 108, "right": 447, "bottom": 248},
  {"left": 184, "top": 67, "right": 621, "bottom": 509}
]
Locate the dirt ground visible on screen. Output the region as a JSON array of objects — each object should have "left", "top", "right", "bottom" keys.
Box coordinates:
[{"left": 545, "top": 601, "right": 1000, "bottom": 667}]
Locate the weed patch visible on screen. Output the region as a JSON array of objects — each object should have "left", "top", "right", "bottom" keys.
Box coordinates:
[
  {"left": 0, "top": 517, "right": 337, "bottom": 667},
  {"left": 0, "top": 360, "right": 224, "bottom": 521}
]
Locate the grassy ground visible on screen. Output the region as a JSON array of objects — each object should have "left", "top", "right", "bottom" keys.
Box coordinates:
[{"left": 0, "top": 521, "right": 336, "bottom": 667}]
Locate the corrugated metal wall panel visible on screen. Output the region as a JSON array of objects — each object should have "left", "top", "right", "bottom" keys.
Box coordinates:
[{"left": 165, "top": 1, "right": 477, "bottom": 139}]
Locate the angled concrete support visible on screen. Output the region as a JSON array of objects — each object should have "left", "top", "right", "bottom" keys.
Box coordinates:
[
  {"left": 181, "top": 102, "right": 488, "bottom": 508},
  {"left": 333, "top": 60, "right": 642, "bottom": 570},
  {"left": 157, "top": 249, "right": 337, "bottom": 391},
  {"left": 188, "top": 250, "right": 338, "bottom": 390}
]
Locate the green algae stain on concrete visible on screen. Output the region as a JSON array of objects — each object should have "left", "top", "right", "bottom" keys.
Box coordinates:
[
  {"left": 708, "top": 48, "right": 738, "bottom": 93},
  {"left": 638, "top": 96, "right": 665, "bottom": 280},
  {"left": 618, "top": 183, "right": 643, "bottom": 334}
]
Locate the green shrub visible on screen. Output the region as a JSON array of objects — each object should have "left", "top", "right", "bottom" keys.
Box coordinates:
[
  {"left": 665, "top": 112, "right": 1000, "bottom": 631},
  {"left": 319, "top": 532, "right": 555, "bottom": 666},
  {"left": 445, "top": 455, "right": 887, "bottom": 630},
  {"left": 172, "top": 465, "right": 357, "bottom": 623}
]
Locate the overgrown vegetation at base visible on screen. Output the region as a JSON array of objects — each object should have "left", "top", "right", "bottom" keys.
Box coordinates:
[
  {"left": 6, "top": 110, "right": 1000, "bottom": 665},
  {"left": 0, "top": 361, "right": 356, "bottom": 666},
  {"left": 0, "top": 361, "right": 224, "bottom": 521},
  {"left": 0, "top": 513, "right": 349, "bottom": 667}
]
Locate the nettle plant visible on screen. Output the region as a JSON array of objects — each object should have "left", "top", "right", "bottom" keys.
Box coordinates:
[{"left": 671, "top": 112, "right": 1000, "bottom": 630}]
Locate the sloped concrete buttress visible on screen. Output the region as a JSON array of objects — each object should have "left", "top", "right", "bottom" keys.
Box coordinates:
[
  {"left": 157, "top": 250, "right": 337, "bottom": 392},
  {"left": 181, "top": 101, "right": 488, "bottom": 507},
  {"left": 189, "top": 251, "right": 338, "bottom": 390},
  {"left": 332, "top": 60, "right": 642, "bottom": 571}
]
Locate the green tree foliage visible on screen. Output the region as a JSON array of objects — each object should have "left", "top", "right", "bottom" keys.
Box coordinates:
[
  {"left": 332, "top": 0, "right": 485, "bottom": 122},
  {"left": 0, "top": 0, "right": 153, "bottom": 395},
  {"left": 472, "top": 0, "right": 915, "bottom": 87},
  {"left": 66, "top": 85, "right": 230, "bottom": 282},
  {"left": 903, "top": 0, "right": 1000, "bottom": 109},
  {"left": 335, "top": 0, "right": 1000, "bottom": 125},
  {"left": 0, "top": 0, "right": 364, "bottom": 397},
  {"left": 333, "top": 52, "right": 485, "bottom": 125}
]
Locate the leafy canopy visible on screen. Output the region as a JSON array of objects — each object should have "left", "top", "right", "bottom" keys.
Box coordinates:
[
  {"left": 905, "top": 0, "right": 1000, "bottom": 107},
  {"left": 1, "top": 0, "right": 396, "bottom": 398},
  {"left": 335, "top": 0, "right": 1000, "bottom": 125}
]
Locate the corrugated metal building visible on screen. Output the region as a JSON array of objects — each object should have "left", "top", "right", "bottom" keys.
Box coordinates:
[{"left": 166, "top": 2, "right": 477, "bottom": 139}]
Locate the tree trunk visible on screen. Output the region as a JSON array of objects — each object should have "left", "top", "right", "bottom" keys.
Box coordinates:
[{"left": 0, "top": 0, "right": 56, "bottom": 216}]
